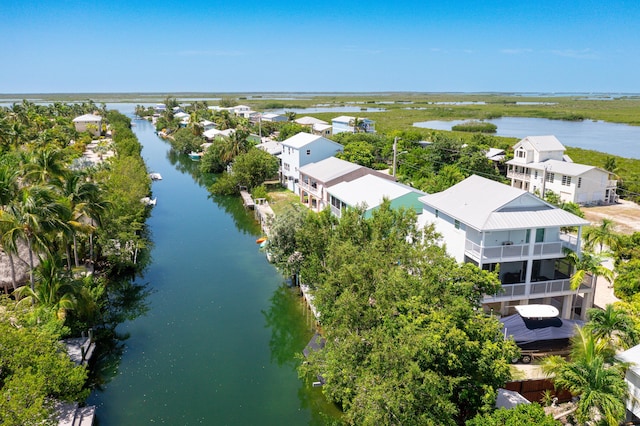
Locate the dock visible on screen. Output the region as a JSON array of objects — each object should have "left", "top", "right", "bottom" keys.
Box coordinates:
[
  {"left": 239, "top": 189, "right": 255, "bottom": 209},
  {"left": 300, "top": 283, "right": 320, "bottom": 321},
  {"left": 63, "top": 330, "right": 96, "bottom": 366}
]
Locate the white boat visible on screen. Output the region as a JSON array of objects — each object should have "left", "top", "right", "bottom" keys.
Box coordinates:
[
  {"left": 140, "top": 197, "right": 157, "bottom": 206},
  {"left": 149, "top": 172, "right": 163, "bottom": 181}
]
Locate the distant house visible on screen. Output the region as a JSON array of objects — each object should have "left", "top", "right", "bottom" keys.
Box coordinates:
[
  {"left": 279, "top": 133, "right": 343, "bottom": 194},
  {"left": 327, "top": 174, "right": 425, "bottom": 219},
  {"left": 616, "top": 344, "right": 640, "bottom": 422},
  {"left": 417, "top": 174, "right": 592, "bottom": 319},
  {"left": 295, "top": 116, "right": 332, "bottom": 137},
  {"left": 203, "top": 128, "right": 235, "bottom": 140},
  {"left": 332, "top": 115, "right": 375, "bottom": 134},
  {"left": 261, "top": 112, "right": 287, "bottom": 123},
  {"left": 506, "top": 135, "right": 617, "bottom": 205},
  {"left": 72, "top": 113, "right": 102, "bottom": 136},
  {"left": 298, "top": 157, "right": 395, "bottom": 212},
  {"left": 200, "top": 120, "right": 216, "bottom": 131}
]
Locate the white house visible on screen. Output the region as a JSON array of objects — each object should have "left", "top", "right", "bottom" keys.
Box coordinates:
[
  {"left": 417, "top": 174, "right": 592, "bottom": 319},
  {"left": 298, "top": 157, "right": 395, "bottom": 212},
  {"left": 507, "top": 135, "right": 617, "bottom": 205},
  {"left": 279, "top": 133, "right": 343, "bottom": 194},
  {"left": 617, "top": 344, "right": 640, "bottom": 422},
  {"left": 72, "top": 114, "right": 102, "bottom": 136},
  {"left": 327, "top": 174, "right": 425, "bottom": 219},
  {"left": 261, "top": 112, "right": 287, "bottom": 123},
  {"left": 331, "top": 116, "right": 375, "bottom": 134},
  {"left": 295, "top": 116, "right": 332, "bottom": 137},
  {"left": 200, "top": 120, "right": 216, "bottom": 131},
  {"left": 202, "top": 128, "right": 235, "bottom": 140}
]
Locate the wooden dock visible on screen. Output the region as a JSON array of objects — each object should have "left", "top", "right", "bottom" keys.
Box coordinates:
[{"left": 239, "top": 190, "right": 255, "bottom": 209}]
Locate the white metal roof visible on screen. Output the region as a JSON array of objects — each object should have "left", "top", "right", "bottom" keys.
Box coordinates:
[
  {"left": 313, "top": 123, "right": 333, "bottom": 132},
  {"left": 281, "top": 132, "right": 340, "bottom": 149},
  {"left": 295, "top": 116, "right": 327, "bottom": 125},
  {"left": 72, "top": 113, "right": 102, "bottom": 122},
  {"left": 515, "top": 135, "right": 566, "bottom": 152},
  {"left": 298, "top": 157, "right": 362, "bottom": 182},
  {"left": 505, "top": 158, "right": 597, "bottom": 177},
  {"left": 419, "top": 175, "right": 589, "bottom": 231},
  {"left": 328, "top": 174, "right": 418, "bottom": 210}
]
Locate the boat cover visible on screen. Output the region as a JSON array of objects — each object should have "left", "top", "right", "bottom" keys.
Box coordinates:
[{"left": 500, "top": 313, "right": 584, "bottom": 345}]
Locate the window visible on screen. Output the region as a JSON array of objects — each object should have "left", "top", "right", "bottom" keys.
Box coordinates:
[
  {"left": 435, "top": 209, "right": 439, "bottom": 218},
  {"left": 578, "top": 177, "right": 582, "bottom": 188},
  {"left": 536, "top": 228, "right": 545, "bottom": 243},
  {"left": 534, "top": 170, "right": 538, "bottom": 179},
  {"left": 546, "top": 172, "right": 555, "bottom": 183},
  {"left": 561, "top": 175, "right": 572, "bottom": 186},
  {"left": 516, "top": 149, "right": 526, "bottom": 158},
  {"left": 454, "top": 220, "right": 460, "bottom": 229},
  {"left": 306, "top": 149, "right": 311, "bottom": 155},
  {"left": 283, "top": 163, "right": 290, "bottom": 171}
]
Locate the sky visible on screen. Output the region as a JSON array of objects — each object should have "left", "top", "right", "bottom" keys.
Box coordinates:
[{"left": 1, "top": 0, "right": 639, "bottom": 94}]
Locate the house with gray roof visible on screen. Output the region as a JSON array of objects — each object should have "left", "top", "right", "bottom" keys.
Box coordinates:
[
  {"left": 298, "top": 157, "right": 395, "bottom": 212},
  {"left": 418, "top": 174, "right": 592, "bottom": 319},
  {"left": 332, "top": 115, "right": 375, "bottom": 134},
  {"left": 507, "top": 135, "right": 617, "bottom": 205},
  {"left": 327, "top": 174, "right": 425, "bottom": 219},
  {"left": 280, "top": 132, "right": 343, "bottom": 194}
]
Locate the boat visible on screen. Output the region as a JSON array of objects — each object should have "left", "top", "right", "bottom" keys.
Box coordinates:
[
  {"left": 149, "top": 172, "right": 163, "bottom": 181},
  {"left": 256, "top": 237, "right": 267, "bottom": 244},
  {"left": 188, "top": 152, "right": 203, "bottom": 161},
  {"left": 140, "top": 196, "right": 157, "bottom": 206}
]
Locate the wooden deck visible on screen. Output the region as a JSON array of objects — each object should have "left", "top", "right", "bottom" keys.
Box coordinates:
[{"left": 239, "top": 190, "right": 255, "bottom": 209}]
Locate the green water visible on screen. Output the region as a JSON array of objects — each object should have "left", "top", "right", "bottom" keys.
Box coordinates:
[{"left": 87, "top": 117, "right": 340, "bottom": 425}]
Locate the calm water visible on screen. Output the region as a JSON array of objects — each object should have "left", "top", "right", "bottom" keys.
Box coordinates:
[
  {"left": 87, "top": 116, "right": 338, "bottom": 425},
  {"left": 414, "top": 117, "right": 640, "bottom": 159}
]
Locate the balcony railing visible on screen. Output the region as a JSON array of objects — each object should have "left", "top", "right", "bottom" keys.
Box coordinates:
[
  {"left": 506, "top": 170, "right": 531, "bottom": 181},
  {"left": 465, "top": 235, "right": 579, "bottom": 263},
  {"left": 483, "top": 278, "right": 591, "bottom": 303},
  {"left": 299, "top": 181, "right": 321, "bottom": 197}
]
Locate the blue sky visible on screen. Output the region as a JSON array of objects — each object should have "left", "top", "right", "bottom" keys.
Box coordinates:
[{"left": 1, "top": 0, "right": 639, "bottom": 93}]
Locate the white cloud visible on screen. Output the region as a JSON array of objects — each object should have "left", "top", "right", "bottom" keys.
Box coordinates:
[
  {"left": 500, "top": 48, "right": 533, "bottom": 55},
  {"left": 549, "top": 48, "right": 598, "bottom": 59}
]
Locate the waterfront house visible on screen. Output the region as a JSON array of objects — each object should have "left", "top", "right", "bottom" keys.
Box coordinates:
[
  {"left": 327, "top": 174, "right": 425, "bottom": 219},
  {"left": 203, "top": 128, "right": 235, "bottom": 141},
  {"left": 417, "top": 174, "right": 592, "bottom": 319},
  {"left": 200, "top": 120, "right": 216, "bottom": 131},
  {"left": 295, "top": 116, "right": 333, "bottom": 137},
  {"left": 280, "top": 133, "right": 343, "bottom": 194},
  {"left": 298, "top": 157, "right": 396, "bottom": 212},
  {"left": 331, "top": 115, "right": 375, "bottom": 134},
  {"left": 506, "top": 135, "right": 617, "bottom": 205},
  {"left": 72, "top": 113, "right": 102, "bottom": 136},
  {"left": 261, "top": 112, "right": 287, "bottom": 123}
]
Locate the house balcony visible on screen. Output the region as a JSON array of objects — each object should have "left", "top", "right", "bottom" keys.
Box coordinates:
[
  {"left": 299, "top": 181, "right": 322, "bottom": 198},
  {"left": 506, "top": 170, "right": 531, "bottom": 182},
  {"left": 465, "top": 234, "right": 579, "bottom": 263},
  {"left": 607, "top": 179, "right": 618, "bottom": 188},
  {"left": 483, "top": 276, "right": 592, "bottom": 304}
]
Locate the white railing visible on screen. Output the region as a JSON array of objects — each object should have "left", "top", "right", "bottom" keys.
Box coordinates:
[
  {"left": 330, "top": 205, "right": 342, "bottom": 218},
  {"left": 299, "top": 181, "right": 321, "bottom": 197},
  {"left": 483, "top": 278, "right": 592, "bottom": 303},
  {"left": 506, "top": 170, "right": 530, "bottom": 181},
  {"left": 466, "top": 236, "right": 579, "bottom": 262}
]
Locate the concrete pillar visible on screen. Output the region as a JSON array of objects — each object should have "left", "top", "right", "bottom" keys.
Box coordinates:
[
  {"left": 561, "top": 294, "right": 573, "bottom": 319},
  {"left": 582, "top": 290, "right": 596, "bottom": 320}
]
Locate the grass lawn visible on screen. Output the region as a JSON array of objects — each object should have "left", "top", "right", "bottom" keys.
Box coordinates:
[{"left": 266, "top": 187, "right": 302, "bottom": 216}]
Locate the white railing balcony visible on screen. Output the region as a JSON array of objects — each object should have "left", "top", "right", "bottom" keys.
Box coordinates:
[
  {"left": 299, "top": 181, "right": 321, "bottom": 197},
  {"left": 465, "top": 240, "right": 568, "bottom": 262},
  {"left": 506, "top": 170, "right": 531, "bottom": 182},
  {"left": 330, "top": 205, "right": 342, "bottom": 218},
  {"left": 607, "top": 179, "right": 618, "bottom": 188},
  {"left": 483, "top": 278, "right": 591, "bottom": 303}
]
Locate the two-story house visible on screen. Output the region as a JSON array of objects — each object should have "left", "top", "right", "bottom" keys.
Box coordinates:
[
  {"left": 279, "top": 133, "right": 343, "bottom": 194},
  {"left": 72, "top": 113, "right": 103, "bottom": 136},
  {"left": 327, "top": 174, "right": 425, "bottom": 219},
  {"left": 331, "top": 116, "right": 375, "bottom": 134},
  {"left": 295, "top": 116, "right": 333, "bottom": 137},
  {"left": 417, "top": 174, "right": 592, "bottom": 319},
  {"left": 298, "top": 157, "right": 396, "bottom": 212},
  {"left": 507, "top": 135, "right": 617, "bottom": 205}
]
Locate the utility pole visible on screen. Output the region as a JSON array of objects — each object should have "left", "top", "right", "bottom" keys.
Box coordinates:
[{"left": 392, "top": 136, "right": 399, "bottom": 177}]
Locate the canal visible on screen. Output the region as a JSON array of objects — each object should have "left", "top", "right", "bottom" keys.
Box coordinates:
[{"left": 87, "top": 116, "right": 339, "bottom": 424}]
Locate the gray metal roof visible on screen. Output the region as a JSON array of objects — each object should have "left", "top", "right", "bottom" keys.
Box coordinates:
[
  {"left": 295, "top": 116, "right": 328, "bottom": 125},
  {"left": 281, "top": 132, "right": 341, "bottom": 149},
  {"left": 329, "top": 174, "right": 423, "bottom": 210},
  {"left": 419, "top": 175, "right": 589, "bottom": 231},
  {"left": 298, "top": 157, "right": 362, "bottom": 182}
]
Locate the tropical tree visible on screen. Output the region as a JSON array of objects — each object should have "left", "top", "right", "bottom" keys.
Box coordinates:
[
  {"left": 541, "top": 328, "right": 627, "bottom": 426},
  {"left": 21, "top": 148, "right": 69, "bottom": 187},
  {"left": 583, "top": 218, "right": 620, "bottom": 253},
  {"left": 586, "top": 304, "right": 638, "bottom": 349},
  {"left": 564, "top": 248, "right": 614, "bottom": 318},
  {"left": 1, "top": 186, "right": 70, "bottom": 290}
]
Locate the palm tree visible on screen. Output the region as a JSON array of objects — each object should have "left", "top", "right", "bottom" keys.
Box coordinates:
[
  {"left": 1, "top": 186, "right": 70, "bottom": 290},
  {"left": 583, "top": 218, "right": 620, "bottom": 253},
  {"left": 349, "top": 117, "right": 363, "bottom": 133},
  {"left": 22, "top": 148, "right": 69, "bottom": 187},
  {"left": 586, "top": 304, "right": 638, "bottom": 350},
  {"left": 61, "top": 173, "right": 105, "bottom": 267},
  {"left": 542, "top": 328, "right": 627, "bottom": 426}
]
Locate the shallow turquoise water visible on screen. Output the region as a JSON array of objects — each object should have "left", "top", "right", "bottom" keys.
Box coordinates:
[{"left": 87, "top": 117, "right": 338, "bottom": 425}]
